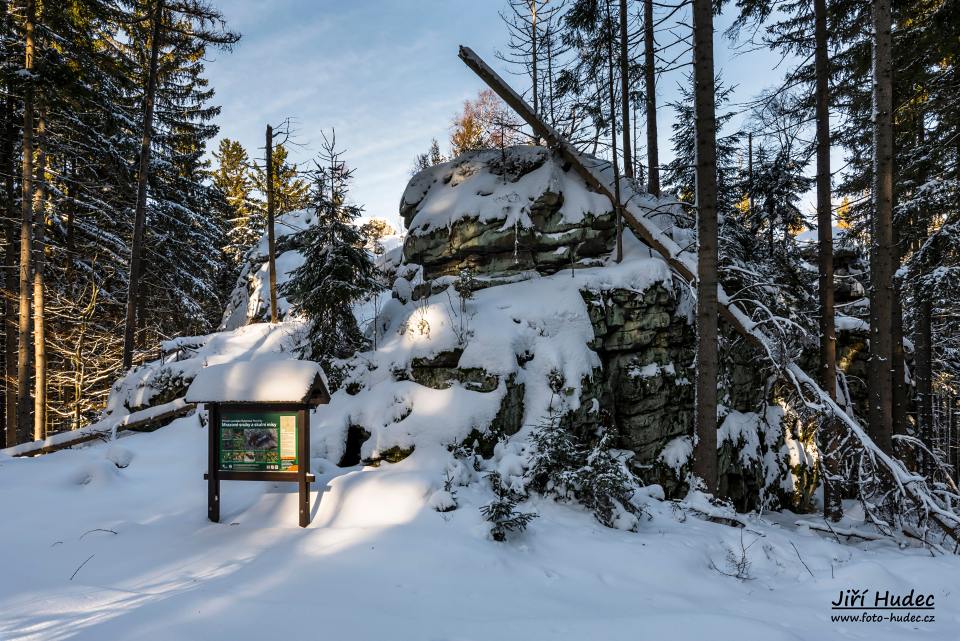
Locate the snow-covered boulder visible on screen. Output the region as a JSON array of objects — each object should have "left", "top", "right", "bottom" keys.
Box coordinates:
[
  {"left": 400, "top": 146, "right": 617, "bottom": 281},
  {"left": 104, "top": 323, "right": 303, "bottom": 420},
  {"left": 220, "top": 209, "right": 316, "bottom": 331}
]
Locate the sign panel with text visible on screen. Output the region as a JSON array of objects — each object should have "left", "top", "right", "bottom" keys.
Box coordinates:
[{"left": 218, "top": 411, "right": 298, "bottom": 472}]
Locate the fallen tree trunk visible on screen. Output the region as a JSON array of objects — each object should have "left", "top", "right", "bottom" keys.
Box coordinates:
[
  {"left": 786, "top": 363, "right": 960, "bottom": 546},
  {"left": 458, "top": 45, "right": 960, "bottom": 548},
  {"left": 2, "top": 398, "right": 195, "bottom": 458}
]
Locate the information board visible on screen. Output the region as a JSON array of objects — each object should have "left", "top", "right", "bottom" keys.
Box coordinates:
[{"left": 219, "top": 411, "right": 298, "bottom": 472}]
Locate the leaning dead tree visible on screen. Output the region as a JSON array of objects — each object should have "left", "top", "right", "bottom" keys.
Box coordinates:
[
  {"left": 457, "top": 45, "right": 960, "bottom": 548},
  {"left": 265, "top": 123, "right": 278, "bottom": 323}
]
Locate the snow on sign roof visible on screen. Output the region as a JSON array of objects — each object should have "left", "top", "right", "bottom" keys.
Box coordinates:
[{"left": 185, "top": 360, "right": 329, "bottom": 405}]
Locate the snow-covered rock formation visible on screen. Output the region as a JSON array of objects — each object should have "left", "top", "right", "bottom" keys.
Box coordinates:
[
  {"left": 322, "top": 145, "right": 810, "bottom": 510},
  {"left": 103, "top": 145, "right": 888, "bottom": 513},
  {"left": 4, "top": 156, "right": 952, "bottom": 641}
]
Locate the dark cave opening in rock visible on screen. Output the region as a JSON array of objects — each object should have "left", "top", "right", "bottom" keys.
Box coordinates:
[{"left": 338, "top": 425, "right": 371, "bottom": 467}]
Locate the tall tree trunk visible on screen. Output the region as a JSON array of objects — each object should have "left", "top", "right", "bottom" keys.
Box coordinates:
[
  {"left": 530, "top": 0, "right": 539, "bottom": 121},
  {"left": 2, "top": 93, "right": 16, "bottom": 448},
  {"left": 868, "top": 0, "right": 895, "bottom": 455},
  {"left": 546, "top": 30, "right": 555, "bottom": 126},
  {"left": 633, "top": 104, "right": 641, "bottom": 178},
  {"left": 266, "top": 124, "right": 278, "bottom": 323},
  {"left": 618, "top": 0, "right": 633, "bottom": 179},
  {"left": 0, "top": 89, "right": 5, "bottom": 443},
  {"left": 914, "top": 292, "right": 932, "bottom": 472},
  {"left": 643, "top": 0, "right": 659, "bottom": 196},
  {"left": 16, "top": 0, "right": 36, "bottom": 444},
  {"left": 891, "top": 235, "right": 907, "bottom": 438},
  {"left": 122, "top": 0, "right": 164, "bottom": 371},
  {"left": 814, "top": 0, "right": 842, "bottom": 522},
  {"left": 691, "top": 0, "right": 719, "bottom": 492},
  {"left": 32, "top": 108, "right": 46, "bottom": 441},
  {"left": 605, "top": 0, "right": 623, "bottom": 263},
  {"left": 913, "top": 124, "right": 933, "bottom": 474}
]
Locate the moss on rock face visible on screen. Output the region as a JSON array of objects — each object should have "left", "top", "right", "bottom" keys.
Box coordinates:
[
  {"left": 409, "top": 366, "right": 500, "bottom": 393},
  {"left": 453, "top": 374, "right": 526, "bottom": 459},
  {"left": 364, "top": 445, "right": 416, "bottom": 467},
  {"left": 404, "top": 348, "right": 506, "bottom": 393},
  {"left": 581, "top": 285, "right": 696, "bottom": 471}
]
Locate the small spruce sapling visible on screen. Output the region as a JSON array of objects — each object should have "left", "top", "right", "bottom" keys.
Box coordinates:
[
  {"left": 526, "top": 402, "right": 581, "bottom": 500},
  {"left": 481, "top": 471, "right": 537, "bottom": 542},
  {"left": 453, "top": 438, "right": 484, "bottom": 472},
  {"left": 526, "top": 396, "right": 640, "bottom": 528},
  {"left": 573, "top": 426, "right": 638, "bottom": 528},
  {"left": 429, "top": 469, "right": 459, "bottom": 513},
  {"left": 445, "top": 268, "right": 477, "bottom": 344}
]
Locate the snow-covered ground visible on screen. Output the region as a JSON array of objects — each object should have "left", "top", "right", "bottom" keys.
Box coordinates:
[
  {"left": 1, "top": 252, "right": 957, "bottom": 639},
  {"left": 1, "top": 418, "right": 957, "bottom": 641}
]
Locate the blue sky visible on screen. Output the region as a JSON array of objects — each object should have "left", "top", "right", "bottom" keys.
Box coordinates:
[{"left": 205, "top": 0, "right": 793, "bottom": 231}]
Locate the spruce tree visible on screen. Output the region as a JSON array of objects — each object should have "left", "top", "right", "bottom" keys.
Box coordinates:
[
  {"left": 411, "top": 138, "right": 446, "bottom": 175},
  {"left": 527, "top": 405, "right": 638, "bottom": 527},
  {"left": 663, "top": 78, "right": 741, "bottom": 214},
  {"left": 481, "top": 471, "right": 537, "bottom": 542},
  {"left": 748, "top": 145, "right": 812, "bottom": 254},
  {"left": 0, "top": 0, "right": 239, "bottom": 438},
  {"left": 212, "top": 138, "right": 261, "bottom": 269},
  {"left": 282, "top": 132, "right": 383, "bottom": 362}
]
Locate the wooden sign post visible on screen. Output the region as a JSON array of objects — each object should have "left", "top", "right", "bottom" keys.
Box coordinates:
[{"left": 186, "top": 361, "right": 330, "bottom": 528}]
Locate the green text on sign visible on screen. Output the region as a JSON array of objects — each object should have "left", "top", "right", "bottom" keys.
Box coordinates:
[{"left": 219, "top": 411, "right": 299, "bottom": 472}]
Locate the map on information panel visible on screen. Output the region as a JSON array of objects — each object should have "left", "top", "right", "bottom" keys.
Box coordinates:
[{"left": 219, "top": 411, "right": 298, "bottom": 472}]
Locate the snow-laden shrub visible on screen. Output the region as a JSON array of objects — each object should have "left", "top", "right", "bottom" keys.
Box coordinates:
[
  {"left": 429, "top": 490, "right": 457, "bottom": 513},
  {"left": 480, "top": 472, "right": 537, "bottom": 542},
  {"left": 430, "top": 469, "right": 459, "bottom": 513},
  {"left": 526, "top": 404, "right": 640, "bottom": 529},
  {"left": 105, "top": 445, "right": 134, "bottom": 469}
]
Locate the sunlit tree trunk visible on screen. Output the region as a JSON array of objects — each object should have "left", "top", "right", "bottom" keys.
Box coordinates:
[
  {"left": 2, "top": 94, "right": 15, "bottom": 447},
  {"left": 32, "top": 108, "right": 46, "bottom": 441},
  {"left": 16, "top": 0, "right": 37, "bottom": 443}
]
